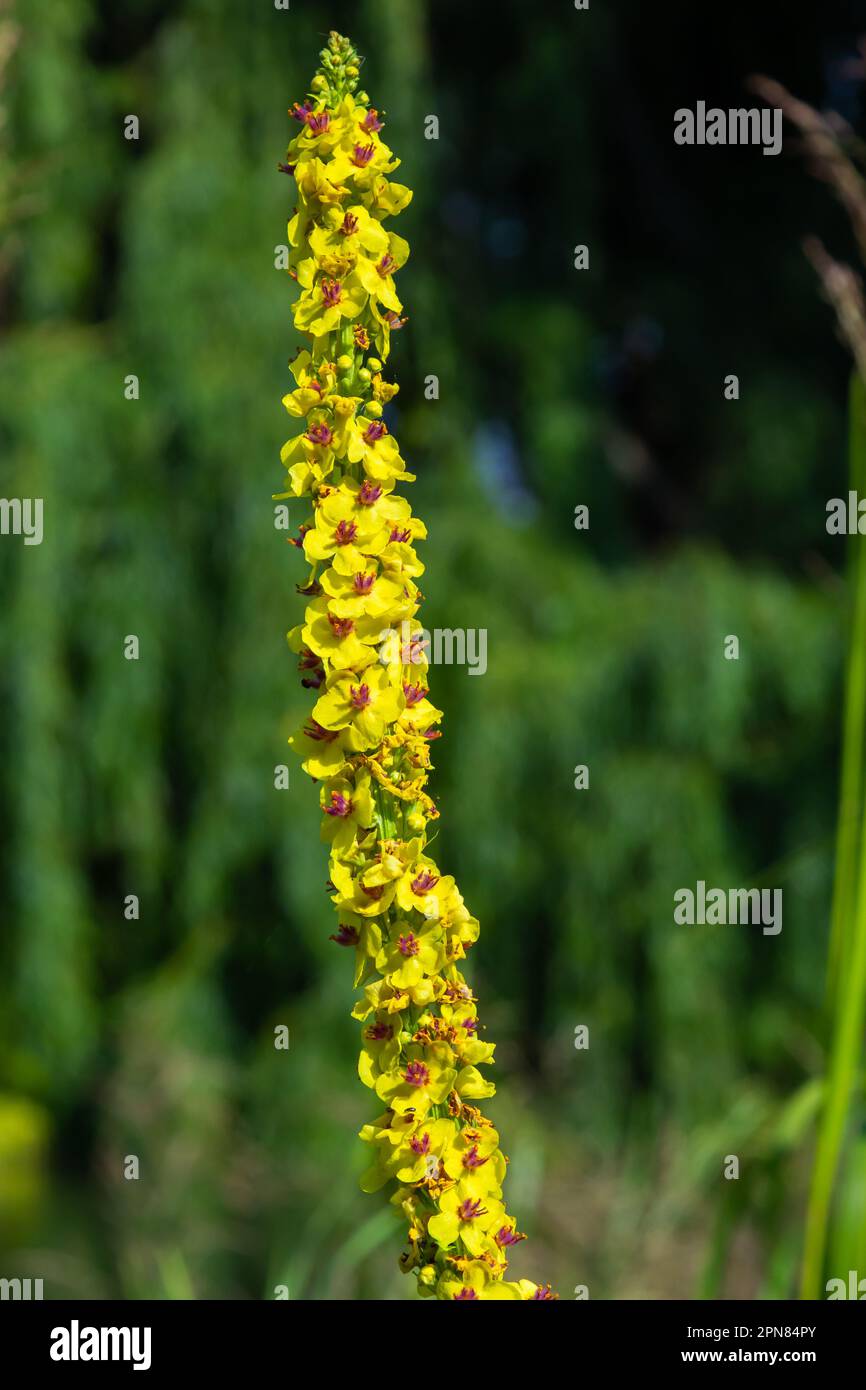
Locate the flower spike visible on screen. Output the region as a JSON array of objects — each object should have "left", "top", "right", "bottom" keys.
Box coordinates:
[{"left": 279, "top": 30, "right": 555, "bottom": 1302}]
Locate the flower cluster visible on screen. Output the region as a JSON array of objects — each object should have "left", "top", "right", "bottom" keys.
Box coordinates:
[{"left": 279, "top": 31, "right": 555, "bottom": 1301}]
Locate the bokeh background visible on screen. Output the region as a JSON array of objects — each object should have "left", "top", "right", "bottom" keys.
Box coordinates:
[{"left": 2, "top": 0, "right": 866, "bottom": 1299}]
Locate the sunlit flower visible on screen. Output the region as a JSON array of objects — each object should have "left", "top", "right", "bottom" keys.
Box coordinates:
[{"left": 280, "top": 29, "right": 555, "bottom": 1301}]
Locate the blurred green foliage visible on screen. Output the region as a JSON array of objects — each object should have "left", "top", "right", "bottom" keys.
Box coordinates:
[{"left": 0, "top": 0, "right": 862, "bottom": 1298}]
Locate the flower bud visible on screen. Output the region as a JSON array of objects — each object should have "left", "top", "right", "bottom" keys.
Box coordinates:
[{"left": 336, "top": 354, "right": 353, "bottom": 370}]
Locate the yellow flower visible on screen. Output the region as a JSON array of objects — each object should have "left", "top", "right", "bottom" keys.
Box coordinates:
[
  {"left": 302, "top": 487, "right": 391, "bottom": 569},
  {"left": 280, "top": 426, "right": 337, "bottom": 493},
  {"left": 281, "top": 349, "right": 338, "bottom": 416},
  {"left": 288, "top": 98, "right": 355, "bottom": 161},
  {"left": 399, "top": 682, "right": 443, "bottom": 734},
  {"left": 374, "top": 1042, "right": 456, "bottom": 1117},
  {"left": 394, "top": 858, "right": 456, "bottom": 920},
  {"left": 320, "top": 562, "right": 414, "bottom": 622},
  {"left": 377, "top": 618, "right": 431, "bottom": 679},
  {"left": 379, "top": 532, "right": 426, "bottom": 583},
  {"left": 330, "top": 862, "right": 397, "bottom": 919},
  {"left": 454, "top": 1063, "right": 496, "bottom": 1103},
  {"left": 301, "top": 597, "right": 383, "bottom": 671},
  {"left": 319, "top": 772, "right": 375, "bottom": 851},
  {"left": 357, "top": 1017, "right": 402, "bottom": 1090},
  {"left": 293, "top": 155, "right": 350, "bottom": 209},
  {"left": 328, "top": 477, "right": 423, "bottom": 553},
  {"left": 281, "top": 400, "right": 360, "bottom": 477},
  {"left": 354, "top": 231, "right": 410, "bottom": 314},
  {"left": 371, "top": 371, "right": 400, "bottom": 406},
  {"left": 351, "top": 977, "right": 412, "bottom": 1022},
  {"left": 346, "top": 415, "right": 412, "bottom": 483},
  {"left": 281, "top": 28, "right": 554, "bottom": 1303},
  {"left": 287, "top": 717, "right": 350, "bottom": 779},
  {"left": 308, "top": 203, "right": 390, "bottom": 264},
  {"left": 327, "top": 132, "right": 400, "bottom": 188},
  {"left": 438, "top": 998, "right": 493, "bottom": 1065},
  {"left": 438, "top": 892, "right": 482, "bottom": 964},
  {"left": 436, "top": 1261, "right": 524, "bottom": 1301},
  {"left": 328, "top": 911, "right": 383, "bottom": 987},
  {"left": 427, "top": 1181, "right": 507, "bottom": 1258},
  {"left": 294, "top": 269, "right": 368, "bottom": 337},
  {"left": 361, "top": 1114, "right": 456, "bottom": 1191},
  {"left": 361, "top": 175, "right": 414, "bottom": 219},
  {"left": 441, "top": 1123, "right": 506, "bottom": 1194},
  {"left": 312, "top": 665, "right": 404, "bottom": 748},
  {"left": 375, "top": 917, "right": 444, "bottom": 989}
]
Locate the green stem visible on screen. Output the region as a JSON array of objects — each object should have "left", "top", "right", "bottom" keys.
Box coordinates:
[
  {"left": 801, "top": 820, "right": 866, "bottom": 1296},
  {"left": 801, "top": 373, "right": 866, "bottom": 1298},
  {"left": 373, "top": 778, "right": 396, "bottom": 841},
  {"left": 826, "top": 375, "right": 866, "bottom": 1001}
]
